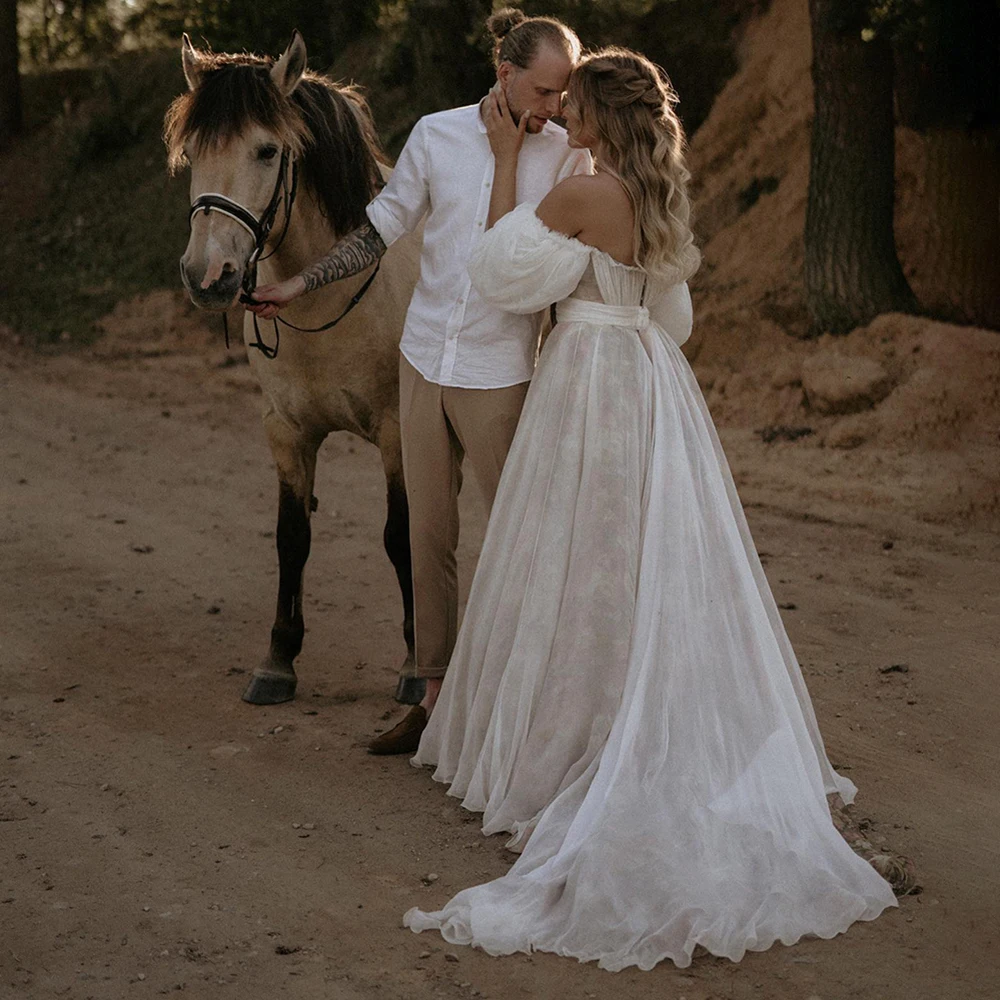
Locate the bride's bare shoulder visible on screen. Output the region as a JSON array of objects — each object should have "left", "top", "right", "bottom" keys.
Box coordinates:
[
  {"left": 538, "top": 173, "right": 634, "bottom": 263},
  {"left": 537, "top": 174, "right": 621, "bottom": 238}
]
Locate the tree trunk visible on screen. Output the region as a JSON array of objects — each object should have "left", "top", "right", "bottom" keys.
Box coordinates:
[
  {"left": 0, "top": 0, "right": 23, "bottom": 147},
  {"left": 898, "top": 129, "right": 1000, "bottom": 330},
  {"left": 894, "top": 0, "right": 1000, "bottom": 330},
  {"left": 42, "top": 0, "right": 52, "bottom": 65},
  {"left": 78, "top": 0, "right": 91, "bottom": 53},
  {"left": 805, "top": 0, "right": 917, "bottom": 334}
]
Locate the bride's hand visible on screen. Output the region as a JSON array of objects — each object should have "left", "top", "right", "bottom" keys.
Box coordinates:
[
  {"left": 484, "top": 83, "right": 528, "bottom": 164},
  {"left": 247, "top": 275, "right": 307, "bottom": 320}
]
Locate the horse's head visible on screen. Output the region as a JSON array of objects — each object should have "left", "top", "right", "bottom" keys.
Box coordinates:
[
  {"left": 166, "top": 34, "right": 387, "bottom": 312},
  {"left": 165, "top": 33, "right": 310, "bottom": 311}
]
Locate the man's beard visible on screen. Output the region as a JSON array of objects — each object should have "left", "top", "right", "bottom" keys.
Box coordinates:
[
  {"left": 503, "top": 84, "right": 544, "bottom": 134},
  {"left": 512, "top": 108, "right": 544, "bottom": 134}
]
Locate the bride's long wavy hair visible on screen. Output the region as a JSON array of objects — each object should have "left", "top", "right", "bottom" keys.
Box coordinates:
[{"left": 567, "top": 48, "right": 700, "bottom": 280}]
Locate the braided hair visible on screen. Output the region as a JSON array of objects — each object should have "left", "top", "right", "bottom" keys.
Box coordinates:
[{"left": 568, "top": 47, "right": 700, "bottom": 280}]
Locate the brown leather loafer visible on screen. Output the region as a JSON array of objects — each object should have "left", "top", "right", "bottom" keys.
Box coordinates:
[{"left": 367, "top": 705, "right": 428, "bottom": 755}]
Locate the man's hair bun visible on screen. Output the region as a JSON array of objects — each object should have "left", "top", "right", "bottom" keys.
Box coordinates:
[
  {"left": 485, "top": 7, "right": 580, "bottom": 70},
  {"left": 486, "top": 7, "right": 527, "bottom": 41}
]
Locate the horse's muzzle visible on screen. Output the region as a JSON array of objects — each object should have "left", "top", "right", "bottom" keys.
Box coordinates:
[{"left": 180, "top": 260, "right": 243, "bottom": 311}]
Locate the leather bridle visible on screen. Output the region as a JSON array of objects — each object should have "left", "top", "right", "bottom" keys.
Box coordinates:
[{"left": 187, "top": 148, "right": 380, "bottom": 360}]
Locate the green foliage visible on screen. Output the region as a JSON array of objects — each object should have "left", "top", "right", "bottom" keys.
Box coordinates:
[
  {"left": 18, "top": 0, "right": 381, "bottom": 70},
  {"left": 19, "top": 65, "right": 97, "bottom": 131},
  {"left": 0, "top": 50, "right": 191, "bottom": 344},
  {"left": 371, "top": 0, "right": 493, "bottom": 110},
  {"left": 812, "top": 0, "right": 948, "bottom": 39},
  {"left": 2, "top": 0, "right": 764, "bottom": 344},
  {"left": 520, "top": 0, "right": 661, "bottom": 43},
  {"left": 356, "top": 0, "right": 754, "bottom": 153},
  {"left": 124, "top": 1, "right": 344, "bottom": 64},
  {"left": 19, "top": 0, "right": 120, "bottom": 67},
  {"left": 861, "top": 0, "right": 941, "bottom": 41},
  {"left": 863, "top": 0, "right": 999, "bottom": 129},
  {"left": 16, "top": 0, "right": 756, "bottom": 144},
  {"left": 71, "top": 64, "right": 150, "bottom": 161}
]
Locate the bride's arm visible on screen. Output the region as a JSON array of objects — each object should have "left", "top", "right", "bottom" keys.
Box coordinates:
[
  {"left": 468, "top": 194, "right": 592, "bottom": 316},
  {"left": 484, "top": 85, "right": 529, "bottom": 229}
]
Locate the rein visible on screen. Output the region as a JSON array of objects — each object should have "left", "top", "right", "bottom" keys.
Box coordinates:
[{"left": 188, "top": 149, "right": 380, "bottom": 360}]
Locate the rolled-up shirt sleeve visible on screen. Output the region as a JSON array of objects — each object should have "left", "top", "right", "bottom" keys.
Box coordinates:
[{"left": 365, "top": 118, "right": 430, "bottom": 248}]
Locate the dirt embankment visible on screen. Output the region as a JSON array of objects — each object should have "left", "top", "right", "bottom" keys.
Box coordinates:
[{"left": 684, "top": 0, "right": 999, "bottom": 526}]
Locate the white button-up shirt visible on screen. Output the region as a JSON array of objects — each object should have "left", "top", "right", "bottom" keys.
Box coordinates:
[{"left": 366, "top": 104, "right": 591, "bottom": 389}]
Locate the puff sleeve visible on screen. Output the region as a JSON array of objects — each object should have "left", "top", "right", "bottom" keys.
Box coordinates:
[
  {"left": 469, "top": 204, "right": 592, "bottom": 315},
  {"left": 646, "top": 278, "right": 694, "bottom": 347}
]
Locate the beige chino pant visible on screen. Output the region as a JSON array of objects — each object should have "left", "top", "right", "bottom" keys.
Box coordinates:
[{"left": 398, "top": 353, "right": 529, "bottom": 680}]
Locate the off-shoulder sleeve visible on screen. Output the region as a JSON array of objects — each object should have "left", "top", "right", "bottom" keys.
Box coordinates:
[
  {"left": 469, "top": 204, "right": 592, "bottom": 314},
  {"left": 647, "top": 278, "right": 693, "bottom": 347}
]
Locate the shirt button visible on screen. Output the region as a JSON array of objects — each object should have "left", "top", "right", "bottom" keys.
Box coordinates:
[
  {"left": 485, "top": 182, "right": 491, "bottom": 190},
  {"left": 476, "top": 222, "right": 483, "bottom": 228}
]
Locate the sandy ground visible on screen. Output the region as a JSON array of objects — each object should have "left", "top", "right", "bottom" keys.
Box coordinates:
[{"left": 1, "top": 322, "right": 998, "bottom": 1000}]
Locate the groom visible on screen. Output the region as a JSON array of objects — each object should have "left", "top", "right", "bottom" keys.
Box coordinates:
[{"left": 251, "top": 10, "right": 590, "bottom": 753}]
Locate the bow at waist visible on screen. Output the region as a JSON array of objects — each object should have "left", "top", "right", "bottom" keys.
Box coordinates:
[{"left": 556, "top": 298, "right": 650, "bottom": 329}]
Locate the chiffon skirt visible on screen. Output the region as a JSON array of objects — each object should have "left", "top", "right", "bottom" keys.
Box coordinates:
[{"left": 404, "top": 307, "right": 896, "bottom": 970}]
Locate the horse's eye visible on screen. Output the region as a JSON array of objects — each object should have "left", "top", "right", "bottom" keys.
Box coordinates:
[{"left": 257, "top": 145, "right": 279, "bottom": 162}]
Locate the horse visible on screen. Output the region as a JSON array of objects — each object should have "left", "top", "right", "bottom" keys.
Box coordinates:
[{"left": 164, "top": 31, "right": 421, "bottom": 706}]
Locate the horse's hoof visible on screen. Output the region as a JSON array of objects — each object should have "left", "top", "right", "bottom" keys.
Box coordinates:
[
  {"left": 394, "top": 675, "right": 426, "bottom": 705},
  {"left": 242, "top": 670, "right": 297, "bottom": 705}
]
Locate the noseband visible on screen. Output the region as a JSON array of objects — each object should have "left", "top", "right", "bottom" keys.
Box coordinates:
[{"left": 188, "top": 148, "right": 380, "bottom": 359}]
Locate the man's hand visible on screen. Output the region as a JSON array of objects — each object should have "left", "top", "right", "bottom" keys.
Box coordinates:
[
  {"left": 248, "top": 222, "right": 387, "bottom": 320},
  {"left": 248, "top": 275, "right": 307, "bottom": 320},
  {"left": 484, "top": 83, "right": 529, "bottom": 165}
]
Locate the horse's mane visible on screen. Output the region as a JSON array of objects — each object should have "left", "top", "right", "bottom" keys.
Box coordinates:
[{"left": 164, "top": 51, "right": 387, "bottom": 237}]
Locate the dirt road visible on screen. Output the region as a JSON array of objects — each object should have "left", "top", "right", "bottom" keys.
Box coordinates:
[{"left": 2, "top": 327, "right": 997, "bottom": 1000}]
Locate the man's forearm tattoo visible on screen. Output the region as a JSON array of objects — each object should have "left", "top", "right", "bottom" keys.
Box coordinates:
[{"left": 300, "top": 222, "right": 387, "bottom": 293}]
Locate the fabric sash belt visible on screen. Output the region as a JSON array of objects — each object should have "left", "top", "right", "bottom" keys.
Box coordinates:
[{"left": 556, "top": 297, "right": 650, "bottom": 329}]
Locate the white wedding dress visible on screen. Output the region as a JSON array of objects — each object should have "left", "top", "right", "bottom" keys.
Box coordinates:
[{"left": 403, "top": 204, "right": 896, "bottom": 970}]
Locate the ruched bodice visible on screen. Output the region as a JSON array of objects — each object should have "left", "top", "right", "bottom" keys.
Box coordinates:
[
  {"left": 572, "top": 256, "right": 646, "bottom": 305},
  {"left": 558, "top": 259, "right": 652, "bottom": 328}
]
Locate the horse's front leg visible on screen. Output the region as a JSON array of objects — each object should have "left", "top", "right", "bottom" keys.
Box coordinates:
[{"left": 243, "top": 410, "right": 321, "bottom": 705}]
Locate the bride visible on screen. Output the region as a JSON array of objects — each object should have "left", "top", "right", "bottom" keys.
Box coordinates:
[{"left": 403, "top": 47, "right": 897, "bottom": 970}]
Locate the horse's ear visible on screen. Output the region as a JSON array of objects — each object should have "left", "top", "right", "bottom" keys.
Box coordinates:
[
  {"left": 271, "top": 30, "right": 307, "bottom": 97},
  {"left": 181, "top": 33, "right": 203, "bottom": 91}
]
